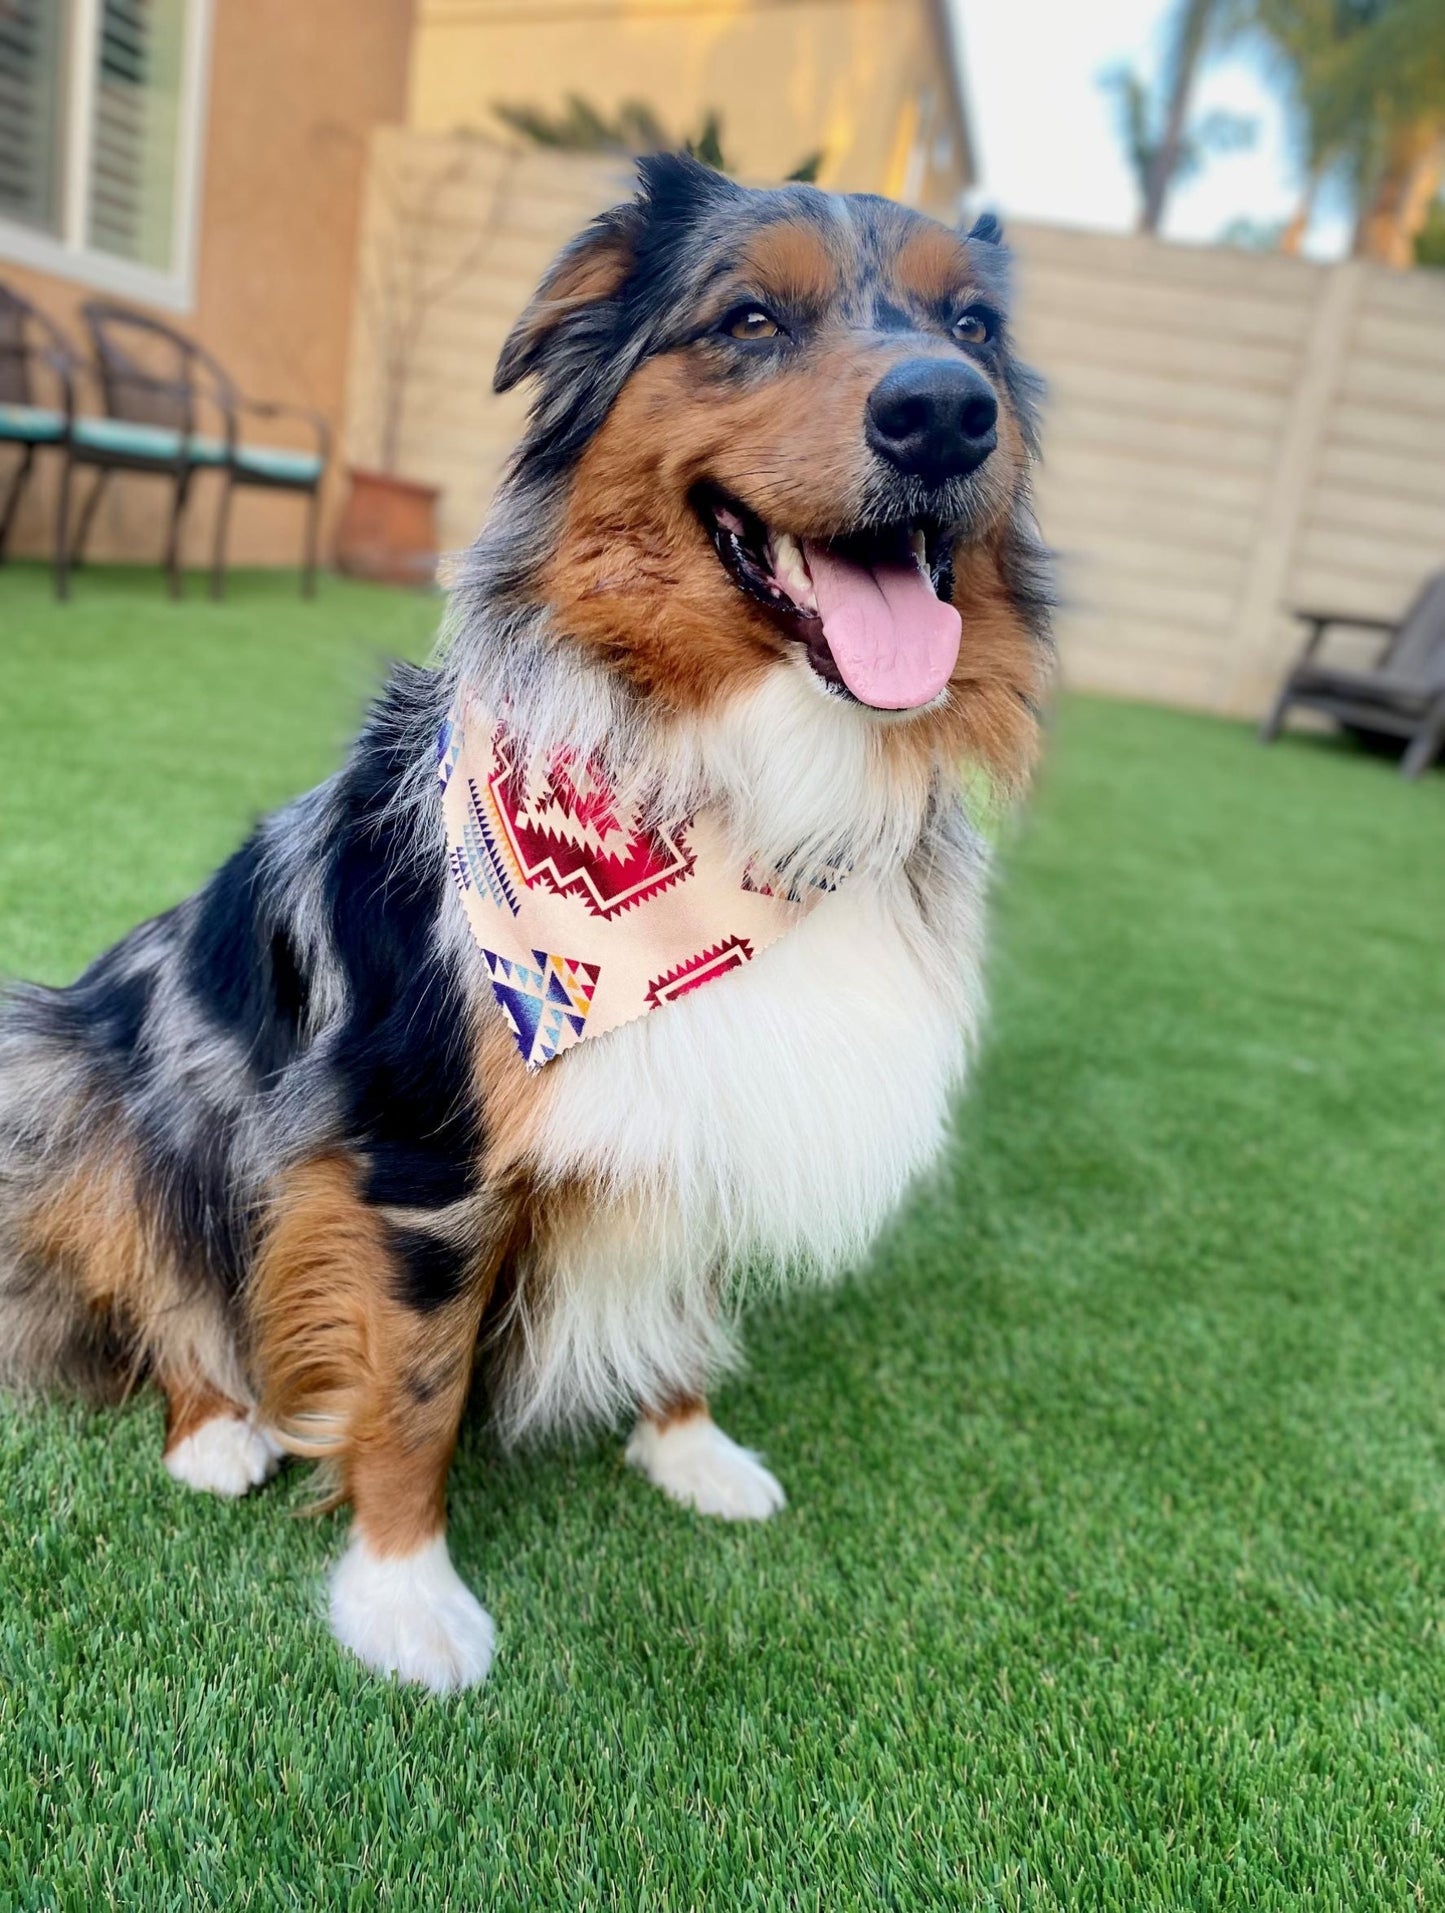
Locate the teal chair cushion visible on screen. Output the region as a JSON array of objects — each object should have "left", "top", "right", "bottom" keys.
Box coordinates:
[
  {"left": 0, "top": 403, "right": 65, "bottom": 443},
  {"left": 188, "top": 436, "right": 322, "bottom": 483},
  {"left": 185, "top": 435, "right": 229, "bottom": 467},
  {"left": 235, "top": 443, "right": 324, "bottom": 484},
  {"left": 67, "top": 418, "right": 322, "bottom": 481},
  {"left": 72, "top": 416, "right": 184, "bottom": 460}
]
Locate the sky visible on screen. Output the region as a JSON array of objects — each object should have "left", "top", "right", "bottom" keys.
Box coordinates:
[{"left": 951, "top": 0, "right": 1351, "bottom": 259}]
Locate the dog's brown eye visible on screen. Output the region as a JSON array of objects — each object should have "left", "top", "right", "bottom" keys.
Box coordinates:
[
  {"left": 951, "top": 307, "right": 995, "bottom": 347},
  {"left": 724, "top": 307, "right": 780, "bottom": 341}
]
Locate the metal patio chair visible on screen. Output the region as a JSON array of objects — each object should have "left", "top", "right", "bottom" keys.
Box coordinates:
[
  {"left": 0, "top": 279, "right": 77, "bottom": 585},
  {"left": 59, "top": 304, "right": 206, "bottom": 600},
  {"left": 65, "top": 303, "right": 329, "bottom": 600},
  {"left": 1260, "top": 571, "right": 1445, "bottom": 780}
]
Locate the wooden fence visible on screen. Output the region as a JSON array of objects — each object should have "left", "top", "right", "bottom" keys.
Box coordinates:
[
  {"left": 347, "top": 131, "right": 1445, "bottom": 719},
  {"left": 1015, "top": 225, "right": 1445, "bottom": 716}
]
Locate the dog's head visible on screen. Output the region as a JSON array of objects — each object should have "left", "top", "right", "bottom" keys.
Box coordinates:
[{"left": 487, "top": 156, "right": 1049, "bottom": 782}]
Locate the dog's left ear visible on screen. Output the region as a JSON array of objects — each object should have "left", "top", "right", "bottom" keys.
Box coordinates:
[
  {"left": 493, "top": 203, "right": 643, "bottom": 393},
  {"left": 963, "top": 208, "right": 1011, "bottom": 309}
]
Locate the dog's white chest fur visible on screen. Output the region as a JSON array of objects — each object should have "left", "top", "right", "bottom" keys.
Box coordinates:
[
  {"left": 505, "top": 860, "right": 985, "bottom": 1435},
  {"left": 536, "top": 870, "right": 977, "bottom": 1257},
  {"left": 475, "top": 665, "right": 991, "bottom": 1436}
]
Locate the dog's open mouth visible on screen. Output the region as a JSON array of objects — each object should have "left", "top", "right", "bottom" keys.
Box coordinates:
[{"left": 695, "top": 485, "right": 963, "bottom": 711}]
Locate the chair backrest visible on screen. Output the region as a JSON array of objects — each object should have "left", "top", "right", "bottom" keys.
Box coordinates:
[
  {"left": 0, "top": 279, "right": 77, "bottom": 413},
  {"left": 81, "top": 302, "right": 200, "bottom": 434},
  {"left": 1384, "top": 572, "right": 1445, "bottom": 690},
  {"left": 0, "top": 284, "right": 30, "bottom": 405},
  {"left": 0, "top": 279, "right": 71, "bottom": 407}
]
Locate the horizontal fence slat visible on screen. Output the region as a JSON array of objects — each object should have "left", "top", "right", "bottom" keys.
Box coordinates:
[
  {"left": 1358, "top": 267, "right": 1445, "bottom": 324},
  {"left": 1037, "top": 445, "right": 1269, "bottom": 515},
  {"left": 1283, "top": 563, "right": 1420, "bottom": 622},
  {"left": 1325, "top": 400, "right": 1445, "bottom": 460},
  {"left": 1293, "top": 524, "right": 1445, "bottom": 590},
  {"left": 1049, "top": 359, "right": 1290, "bottom": 433},
  {"left": 1014, "top": 219, "right": 1325, "bottom": 302},
  {"left": 1045, "top": 399, "right": 1277, "bottom": 474},
  {"left": 1336, "top": 353, "right": 1445, "bottom": 414},
  {"left": 1303, "top": 478, "right": 1445, "bottom": 546},
  {"left": 1038, "top": 487, "right": 1257, "bottom": 559},
  {"left": 1023, "top": 316, "right": 1299, "bottom": 393},
  {"left": 1315, "top": 439, "right": 1445, "bottom": 505},
  {"left": 1017, "top": 261, "right": 1315, "bottom": 348},
  {"left": 1352, "top": 309, "right": 1445, "bottom": 376}
]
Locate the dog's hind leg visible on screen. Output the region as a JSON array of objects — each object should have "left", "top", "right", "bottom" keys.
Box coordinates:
[
  {"left": 250, "top": 1152, "right": 507, "bottom": 1694},
  {"left": 625, "top": 1394, "right": 786, "bottom": 1521},
  {"left": 10, "top": 1143, "right": 278, "bottom": 1499},
  {"left": 160, "top": 1375, "right": 284, "bottom": 1499}
]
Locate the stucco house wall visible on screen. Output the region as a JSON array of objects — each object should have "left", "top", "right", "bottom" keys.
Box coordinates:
[
  {"left": 2, "top": 0, "right": 415, "bottom": 571},
  {"left": 407, "top": 0, "right": 973, "bottom": 217}
]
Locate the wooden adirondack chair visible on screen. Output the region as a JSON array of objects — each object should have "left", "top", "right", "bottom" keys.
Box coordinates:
[{"left": 1260, "top": 572, "right": 1445, "bottom": 780}]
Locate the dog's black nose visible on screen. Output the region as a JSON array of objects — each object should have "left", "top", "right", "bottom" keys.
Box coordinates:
[{"left": 866, "top": 359, "right": 998, "bottom": 486}]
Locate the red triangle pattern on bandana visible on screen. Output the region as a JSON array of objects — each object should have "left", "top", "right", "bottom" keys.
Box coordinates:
[{"left": 439, "top": 697, "right": 843, "bottom": 1069}]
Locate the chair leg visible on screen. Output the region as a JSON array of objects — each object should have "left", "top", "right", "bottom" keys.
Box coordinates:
[
  {"left": 0, "top": 444, "right": 36, "bottom": 562},
  {"left": 69, "top": 468, "right": 110, "bottom": 572},
  {"left": 54, "top": 451, "right": 75, "bottom": 601},
  {"left": 1258, "top": 684, "right": 1293, "bottom": 744},
  {"left": 210, "top": 469, "right": 234, "bottom": 602},
  {"left": 1400, "top": 700, "right": 1445, "bottom": 780},
  {"left": 165, "top": 468, "right": 192, "bottom": 600},
  {"left": 301, "top": 485, "right": 320, "bottom": 599}
]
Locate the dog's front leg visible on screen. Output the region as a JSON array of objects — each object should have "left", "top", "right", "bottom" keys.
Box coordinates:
[
  {"left": 250, "top": 1153, "right": 505, "bottom": 1693},
  {"left": 626, "top": 1394, "right": 786, "bottom": 1521},
  {"left": 324, "top": 1330, "right": 496, "bottom": 1695}
]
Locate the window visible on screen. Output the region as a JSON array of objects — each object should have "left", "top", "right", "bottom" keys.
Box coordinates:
[
  {"left": 0, "top": 0, "right": 212, "bottom": 308},
  {"left": 0, "top": 3, "right": 67, "bottom": 234}
]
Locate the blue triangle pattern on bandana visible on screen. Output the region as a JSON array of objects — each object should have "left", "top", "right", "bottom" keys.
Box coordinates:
[{"left": 480, "top": 946, "right": 599, "bottom": 1070}]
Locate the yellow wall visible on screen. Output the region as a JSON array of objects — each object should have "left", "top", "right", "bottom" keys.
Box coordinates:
[
  {"left": 408, "top": 0, "right": 970, "bottom": 216},
  {"left": 3, "top": 0, "right": 415, "bottom": 568}
]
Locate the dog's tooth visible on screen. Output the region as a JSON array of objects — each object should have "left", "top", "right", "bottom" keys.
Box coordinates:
[
  {"left": 771, "top": 531, "right": 814, "bottom": 605},
  {"left": 909, "top": 527, "right": 927, "bottom": 567}
]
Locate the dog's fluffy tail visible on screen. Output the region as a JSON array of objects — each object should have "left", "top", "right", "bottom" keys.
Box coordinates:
[{"left": 0, "top": 983, "right": 128, "bottom": 1399}]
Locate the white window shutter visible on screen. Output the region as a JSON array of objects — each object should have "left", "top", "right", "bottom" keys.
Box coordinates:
[
  {"left": 87, "top": 0, "right": 186, "bottom": 270},
  {"left": 0, "top": 0, "right": 67, "bottom": 235}
]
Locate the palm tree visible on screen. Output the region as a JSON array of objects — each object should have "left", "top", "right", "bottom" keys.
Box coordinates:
[
  {"left": 1339, "top": 0, "right": 1445, "bottom": 264},
  {"left": 1223, "top": 0, "right": 1445, "bottom": 265},
  {"left": 1099, "top": 52, "right": 1255, "bottom": 233},
  {"left": 492, "top": 96, "right": 822, "bottom": 184},
  {"left": 1141, "top": 0, "right": 1226, "bottom": 231},
  {"left": 1415, "top": 192, "right": 1445, "bottom": 266},
  {"left": 1100, "top": 0, "right": 1259, "bottom": 234},
  {"left": 1356, "top": 119, "right": 1445, "bottom": 265}
]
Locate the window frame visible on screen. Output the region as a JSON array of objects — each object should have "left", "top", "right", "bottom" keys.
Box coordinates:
[{"left": 0, "top": 0, "right": 214, "bottom": 312}]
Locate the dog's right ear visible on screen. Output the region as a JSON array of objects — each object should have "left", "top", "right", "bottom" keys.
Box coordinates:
[{"left": 493, "top": 202, "right": 643, "bottom": 393}]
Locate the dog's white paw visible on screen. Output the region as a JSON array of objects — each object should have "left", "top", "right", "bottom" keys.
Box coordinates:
[
  {"left": 164, "top": 1414, "right": 284, "bottom": 1498},
  {"left": 626, "top": 1412, "right": 786, "bottom": 1521},
  {"left": 329, "top": 1532, "right": 495, "bottom": 1694}
]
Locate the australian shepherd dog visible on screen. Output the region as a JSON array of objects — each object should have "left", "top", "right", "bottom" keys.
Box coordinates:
[{"left": 0, "top": 157, "right": 1050, "bottom": 1691}]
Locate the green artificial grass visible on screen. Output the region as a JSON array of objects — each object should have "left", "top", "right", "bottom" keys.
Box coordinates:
[{"left": 1, "top": 561, "right": 1443, "bottom": 1910}]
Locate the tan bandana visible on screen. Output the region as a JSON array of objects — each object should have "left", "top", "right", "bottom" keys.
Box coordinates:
[{"left": 438, "top": 695, "right": 844, "bottom": 1069}]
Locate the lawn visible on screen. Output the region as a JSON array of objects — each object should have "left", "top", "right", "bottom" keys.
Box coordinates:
[{"left": 1, "top": 562, "right": 1443, "bottom": 1911}]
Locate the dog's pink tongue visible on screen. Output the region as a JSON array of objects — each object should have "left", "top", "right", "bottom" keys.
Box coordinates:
[{"left": 802, "top": 541, "right": 961, "bottom": 710}]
